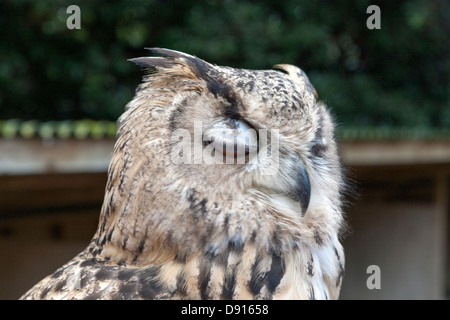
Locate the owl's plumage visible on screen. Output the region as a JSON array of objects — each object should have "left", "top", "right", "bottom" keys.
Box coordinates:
[{"left": 21, "top": 48, "right": 346, "bottom": 300}]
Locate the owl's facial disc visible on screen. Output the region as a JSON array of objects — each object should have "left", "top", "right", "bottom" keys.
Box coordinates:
[{"left": 203, "top": 119, "right": 258, "bottom": 157}]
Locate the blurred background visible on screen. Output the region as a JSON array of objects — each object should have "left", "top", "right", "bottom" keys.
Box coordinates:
[{"left": 0, "top": 0, "right": 449, "bottom": 299}]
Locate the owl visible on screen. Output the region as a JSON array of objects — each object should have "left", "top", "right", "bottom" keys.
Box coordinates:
[{"left": 20, "top": 48, "right": 346, "bottom": 300}]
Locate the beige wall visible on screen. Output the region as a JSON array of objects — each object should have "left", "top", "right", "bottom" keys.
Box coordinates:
[
  {"left": 341, "top": 202, "right": 447, "bottom": 299},
  {"left": 339, "top": 166, "right": 449, "bottom": 300},
  {"left": 0, "top": 211, "right": 98, "bottom": 299}
]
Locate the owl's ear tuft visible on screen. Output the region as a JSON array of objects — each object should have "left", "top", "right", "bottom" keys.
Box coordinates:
[
  {"left": 146, "top": 47, "right": 194, "bottom": 59},
  {"left": 128, "top": 48, "right": 190, "bottom": 70},
  {"left": 129, "top": 48, "right": 207, "bottom": 79},
  {"left": 273, "top": 64, "right": 318, "bottom": 99},
  {"left": 128, "top": 57, "right": 175, "bottom": 70},
  {"left": 272, "top": 65, "right": 290, "bottom": 75},
  {"left": 129, "top": 48, "right": 200, "bottom": 69}
]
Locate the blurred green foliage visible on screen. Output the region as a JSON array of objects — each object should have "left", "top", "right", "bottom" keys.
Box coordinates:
[{"left": 0, "top": 0, "right": 448, "bottom": 129}]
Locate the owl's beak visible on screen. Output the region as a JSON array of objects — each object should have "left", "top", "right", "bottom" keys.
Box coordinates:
[{"left": 295, "top": 164, "right": 311, "bottom": 216}]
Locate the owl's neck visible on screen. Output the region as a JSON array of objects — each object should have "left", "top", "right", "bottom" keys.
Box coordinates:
[{"left": 82, "top": 231, "right": 343, "bottom": 299}]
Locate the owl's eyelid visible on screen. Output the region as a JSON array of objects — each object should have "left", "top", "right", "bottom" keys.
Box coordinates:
[{"left": 203, "top": 118, "right": 258, "bottom": 157}]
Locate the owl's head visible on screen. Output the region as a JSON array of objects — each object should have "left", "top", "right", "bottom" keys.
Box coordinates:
[{"left": 98, "top": 48, "right": 345, "bottom": 265}]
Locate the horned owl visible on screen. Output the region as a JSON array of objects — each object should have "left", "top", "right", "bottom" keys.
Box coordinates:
[{"left": 20, "top": 48, "right": 345, "bottom": 300}]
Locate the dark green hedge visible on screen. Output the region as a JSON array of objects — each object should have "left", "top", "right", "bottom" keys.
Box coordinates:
[{"left": 0, "top": 0, "right": 449, "bottom": 129}]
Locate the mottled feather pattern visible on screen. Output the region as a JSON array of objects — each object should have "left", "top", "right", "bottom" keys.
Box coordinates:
[{"left": 21, "top": 48, "right": 346, "bottom": 300}]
